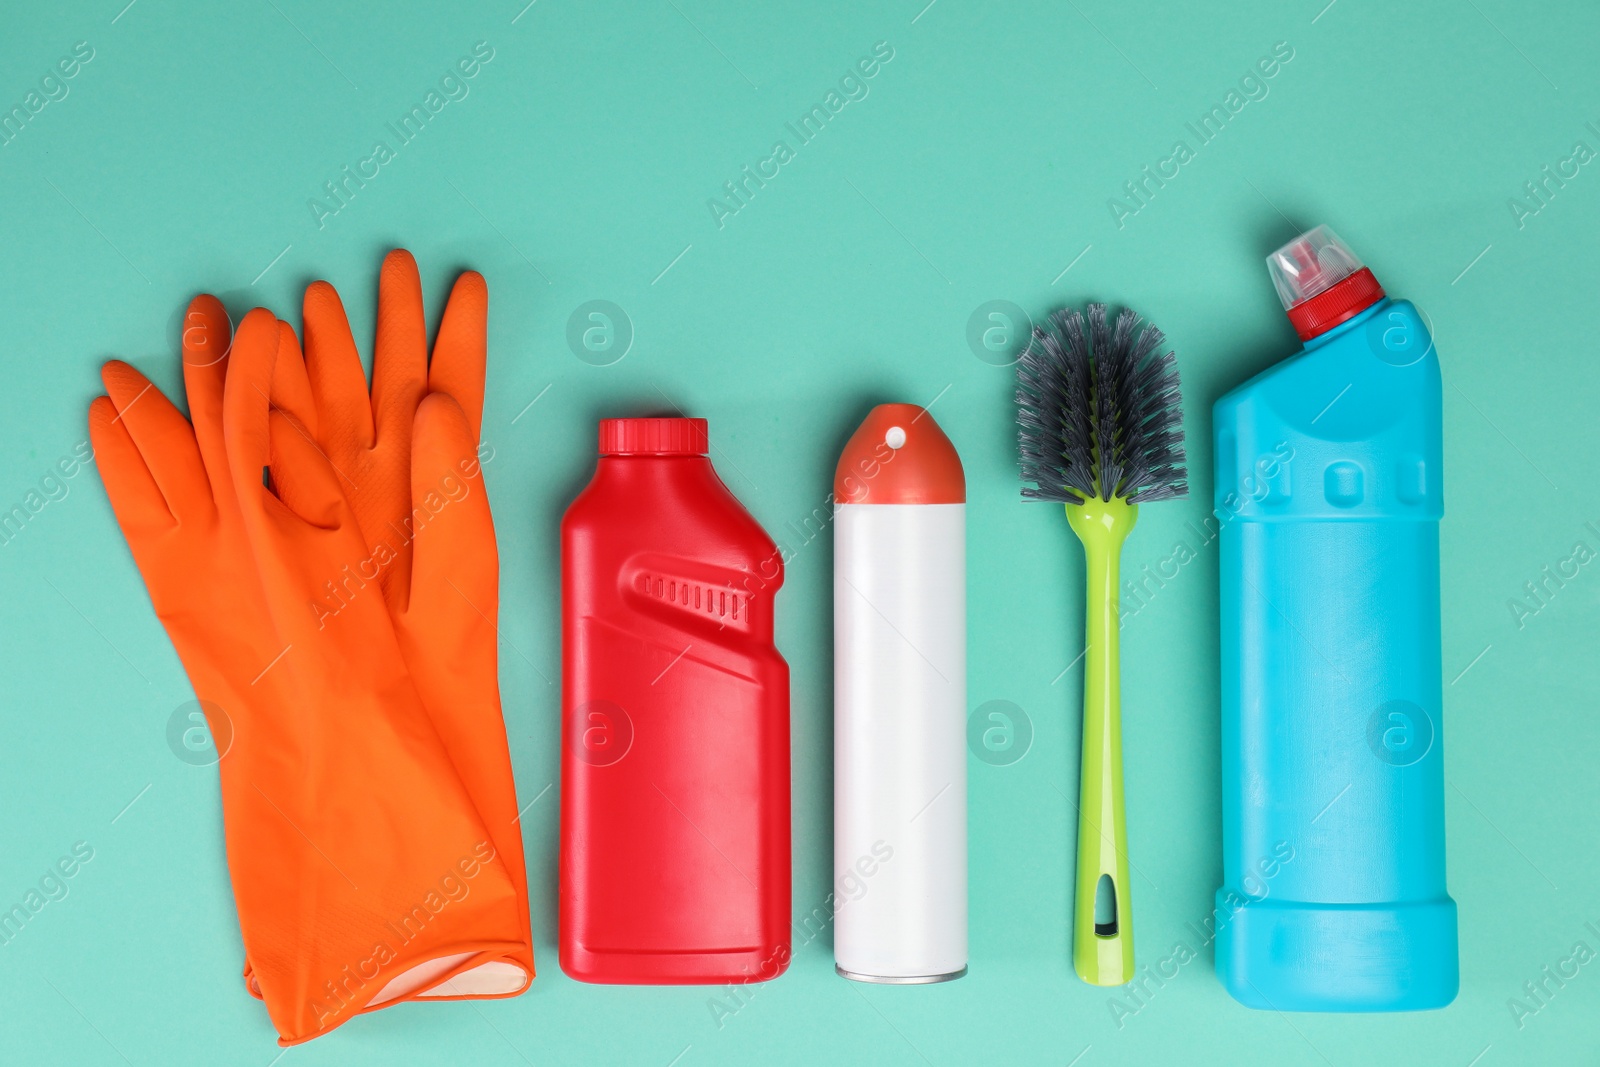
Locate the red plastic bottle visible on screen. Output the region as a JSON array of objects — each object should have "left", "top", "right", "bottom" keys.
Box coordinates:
[{"left": 559, "top": 417, "right": 791, "bottom": 984}]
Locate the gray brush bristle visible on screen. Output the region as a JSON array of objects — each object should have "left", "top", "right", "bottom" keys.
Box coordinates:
[{"left": 1016, "top": 303, "right": 1188, "bottom": 505}]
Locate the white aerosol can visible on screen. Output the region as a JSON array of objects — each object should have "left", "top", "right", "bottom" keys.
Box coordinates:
[{"left": 833, "top": 403, "right": 967, "bottom": 983}]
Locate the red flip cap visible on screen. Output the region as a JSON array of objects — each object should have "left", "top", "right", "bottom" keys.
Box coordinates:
[
  {"left": 1268, "top": 225, "right": 1386, "bottom": 341},
  {"left": 834, "top": 404, "right": 964, "bottom": 504}
]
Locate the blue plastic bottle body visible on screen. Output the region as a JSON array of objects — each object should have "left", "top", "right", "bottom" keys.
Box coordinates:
[{"left": 1213, "top": 298, "right": 1458, "bottom": 1011}]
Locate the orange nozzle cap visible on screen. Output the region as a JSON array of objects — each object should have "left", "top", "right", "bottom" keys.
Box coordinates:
[{"left": 834, "top": 404, "right": 964, "bottom": 504}]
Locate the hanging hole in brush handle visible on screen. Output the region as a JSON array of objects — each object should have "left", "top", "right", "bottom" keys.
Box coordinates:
[{"left": 1094, "top": 874, "right": 1118, "bottom": 936}]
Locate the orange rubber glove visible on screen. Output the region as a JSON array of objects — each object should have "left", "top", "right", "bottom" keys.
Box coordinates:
[
  {"left": 92, "top": 305, "right": 529, "bottom": 1045},
  {"left": 295, "top": 250, "right": 534, "bottom": 986}
]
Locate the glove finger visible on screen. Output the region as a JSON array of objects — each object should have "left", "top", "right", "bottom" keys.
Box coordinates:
[
  {"left": 372, "top": 248, "right": 427, "bottom": 450},
  {"left": 266, "top": 321, "right": 335, "bottom": 528},
  {"left": 303, "top": 278, "right": 374, "bottom": 452},
  {"left": 427, "top": 270, "right": 488, "bottom": 443},
  {"left": 222, "top": 308, "right": 284, "bottom": 519},
  {"left": 267, "top": 408, "right": 345, "bottom": 530},
  {"left": 100, "top": 360, "right": 211, "bottom": 524},
  {"left": 89, "top": 394, "right": 171, "bottom": 535},
  {"left": 270, "top": 319, "right": 319, "bottom": 441},
  {"left": 270, "top": 318, "right": 351, "bottom": 492},
  {"left": 408, "top": 392, "right": 497, "bottom": 617},
  {"left": 188, "top": 303, "right": 322, "bottom": 512},
  {"left": 181, "top": 294, "right": 234, "bottom": 503}
]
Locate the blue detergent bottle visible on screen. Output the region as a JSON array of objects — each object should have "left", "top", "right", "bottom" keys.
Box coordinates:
[{"left": 1212, "top": 226, "right": 1458, "bottom": 1011}]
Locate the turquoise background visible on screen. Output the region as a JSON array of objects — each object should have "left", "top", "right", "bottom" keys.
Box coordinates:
[{"left": 1, "top": 0, "right": 1597, "bottom": 1063}]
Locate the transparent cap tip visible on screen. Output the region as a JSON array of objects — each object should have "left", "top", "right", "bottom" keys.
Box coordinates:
[{"left": 1266, "top": 225, "right": 1364, "bottom": 311}]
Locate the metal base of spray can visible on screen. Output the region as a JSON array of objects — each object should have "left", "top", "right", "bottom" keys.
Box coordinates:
[{"left": 835, "top": 965, "right": 968, "bottom": 985}]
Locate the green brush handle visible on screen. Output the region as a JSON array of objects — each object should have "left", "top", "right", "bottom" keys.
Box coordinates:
[{"left": 1066, "top": 496, "right": 1136, "bottom": 987}]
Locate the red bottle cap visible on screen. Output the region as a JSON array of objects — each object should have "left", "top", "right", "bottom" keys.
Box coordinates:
[
  {"left": 1267, "top": 226, "right": 1386, "bottom": 341},
  {"left": 599, "top": 417, "right": 708, "bottom": 456},
  {"left": 834, "top": 404, "right": 964, "bottom": 504},
  {"left": 1284, "top": 267, "right": 1384, "bottom": 341}
]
